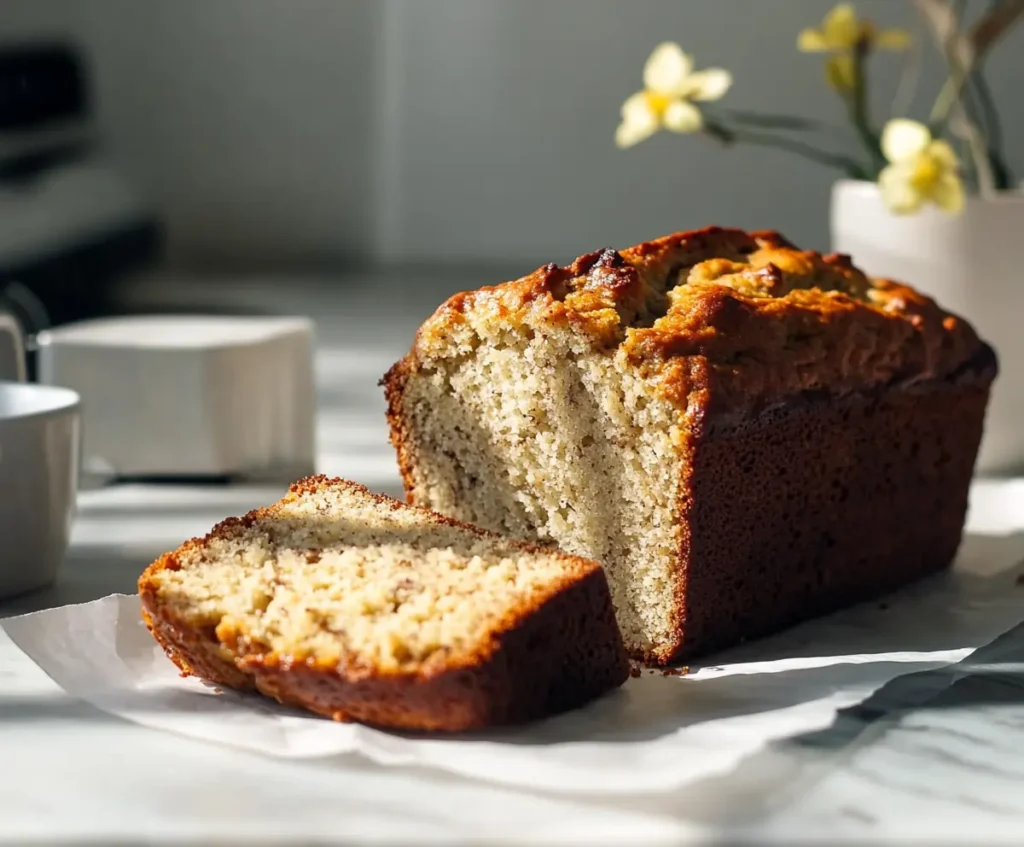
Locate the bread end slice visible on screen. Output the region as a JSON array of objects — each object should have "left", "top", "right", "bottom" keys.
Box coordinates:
[{"left": 139, "top": 476, "right": 629, "bottom": 731}]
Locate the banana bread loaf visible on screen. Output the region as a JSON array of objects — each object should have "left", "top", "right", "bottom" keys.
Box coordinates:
[
  {"left": 383, "top": 226, "right": 997, "bottom": 665},
  {"left": 139, "top": 476, "right": 630, "bottom": 731}
]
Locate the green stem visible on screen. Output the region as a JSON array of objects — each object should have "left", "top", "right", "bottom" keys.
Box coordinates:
[
  {"left": 708, "top": 123, "right": 870, "bottom": 180},
  {"left": 956, "top": 68, "right": 1006, "bottom": 192},
  {"left": 849, "top": 43, "right": 884, "bottom": 173},
  {"left": 930, "top": 70, "right": 971, "bottom": 130},
  {"left": 925, "top": 0, "right": 971, "bottom": 131},
  {"left": 972, "top": 66, "right": 1001, "bottom": 152},
  {"left": 926, "top": 22, "right": 997, "bottom": 195},
  {"left": 889, "top": 39, "right": 921, "bottom": 119},
  {"left": 970, "top": 65, "right": 1013, "bottom": 189},
  {"left": 719, "top": 109, "right": 826, "bottom": 132}
]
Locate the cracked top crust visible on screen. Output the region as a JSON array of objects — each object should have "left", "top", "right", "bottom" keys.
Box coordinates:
[{"left": 411, "top": 227, "right": 992, "bottom": 423}]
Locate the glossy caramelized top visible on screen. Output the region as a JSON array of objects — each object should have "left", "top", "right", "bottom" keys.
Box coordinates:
[{"left": 412, "top": 227, "right": 990, "bottom": 421}]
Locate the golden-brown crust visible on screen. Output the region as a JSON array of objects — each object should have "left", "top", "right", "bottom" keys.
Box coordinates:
[
  {"left": 141, "top": 605, "right": 256, "bottom": 691},
  {"left": 138, "top": 475, "right": 631, "bottom": 731},
  {"left": 405, "top": 226, "right": 987, "bottom": 423},
  {"left": 381, "top": 360, "right": 420, "bottom": 506}
]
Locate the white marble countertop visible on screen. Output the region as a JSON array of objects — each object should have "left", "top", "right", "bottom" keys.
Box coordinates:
[{"left": 2, "top": 271, "right": 1023, "bottom": 844}]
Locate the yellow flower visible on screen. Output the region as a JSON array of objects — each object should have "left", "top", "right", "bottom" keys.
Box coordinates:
[
  {"left": 878, "top": 119, "right": 964, "bottom": 215},
  {"left": 615, "top": 42, "right": 732, "bottom": 149},
  {"left": 798, "top": 4, "right": 910, "bottom": 91},
  {"left": 825, "top": 55, "right": 856, "bottom": 93},
  {"left": 798, "top": 3, "right": 911, "bottom": 53}
]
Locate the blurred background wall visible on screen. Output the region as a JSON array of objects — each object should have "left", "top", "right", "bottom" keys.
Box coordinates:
[{"left": 5, "top": 0, "right": 1024, "bottom": 270}]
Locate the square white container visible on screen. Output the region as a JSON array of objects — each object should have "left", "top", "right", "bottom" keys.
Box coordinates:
[{"left": 36, "top": 315, "right": 316, "bottom": 481}]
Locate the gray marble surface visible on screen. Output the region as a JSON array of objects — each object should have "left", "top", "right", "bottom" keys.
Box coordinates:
[{"left": 1, "top": 270, "right": 1023, "bottom": 844}]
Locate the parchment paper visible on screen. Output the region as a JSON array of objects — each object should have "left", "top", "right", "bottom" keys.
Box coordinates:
[{"left": 4, "top": 529, "right": 1024, "bottom": 796}]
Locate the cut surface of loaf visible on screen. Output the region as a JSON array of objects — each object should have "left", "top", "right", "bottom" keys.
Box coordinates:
[
  {"left": 139, "top": 476, "right": 630, "bottom": 731},
  {"left": 383, "top": 226, "right": 997, "bottom": 664}
]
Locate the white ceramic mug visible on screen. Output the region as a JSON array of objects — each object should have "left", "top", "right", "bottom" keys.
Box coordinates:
[{"left": 0, "top": 312, "right": 82, "bottom": 599}]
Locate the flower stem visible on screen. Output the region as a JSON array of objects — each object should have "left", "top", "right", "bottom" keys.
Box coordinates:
[
  {"left": 706, "top": 123, "right": 870, "bottom": 180},
  {"left": 849, "top": 43, "right": 885, "bottom": 173},
  {"left": 972, "top": 66, "right": 1002, "bottom": 153},
  {"left": 929, "top": 69, "right": 970, "bottom": 129},
  {"left": 915, "top": 0, "right": 998, "bottom": 196},
  {"left": 970, "top": 62, "right": 1014, "bottom": 189}
]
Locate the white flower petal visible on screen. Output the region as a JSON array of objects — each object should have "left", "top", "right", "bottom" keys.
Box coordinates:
[
  {"left": 616, "top": 94, "right": 660, "bottom": 148},
  {"left": 684, "top": 68, "right": 733, "bottom": 102},
  {"left": 882, "top": 119, "right": 932, "bottom": 164},
  {"left": 643, "top": 42, "right": 693, "bottom": 95},
  {"left": 930, "top": 171, "right": 965, "bottom": 214},
  {"left": 620, "top": 91, "right": 651, "bottom": 120},
  {"left": 663, "top": 99, "right": 703, "bottom": 134},
  {"left": 616, "top": 117, "right": 659, "bottom": 148},
  {"left": 619, "top": 92, "right": 659, "bottom": 135},
  {"left": 879, "top": 163, "right": 924, "bottom": 214}
]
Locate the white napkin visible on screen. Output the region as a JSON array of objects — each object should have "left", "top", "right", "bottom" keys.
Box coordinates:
[{"left": 4, "top": 524, "right": 1024, "bottom": 797}]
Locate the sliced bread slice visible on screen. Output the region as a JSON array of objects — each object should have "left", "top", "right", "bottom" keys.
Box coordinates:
[{"left": 139, "top": 475, "right": 629, "bottom": 731}]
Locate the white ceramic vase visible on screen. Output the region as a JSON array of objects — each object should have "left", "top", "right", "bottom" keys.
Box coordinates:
[{"left": 830, "top": 179, "right": 1024, "bottom": 476}]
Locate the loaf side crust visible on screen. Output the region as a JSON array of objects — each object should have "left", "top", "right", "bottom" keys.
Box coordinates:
[
  {"left": 139, "top": 476, "right": 630, "bottom": 731},
  {"left": 656, "top": 347, "right": 997, "bottom": 664},
  {"left": 382, "top": 358, "right": 420, "bottom": 507}
]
